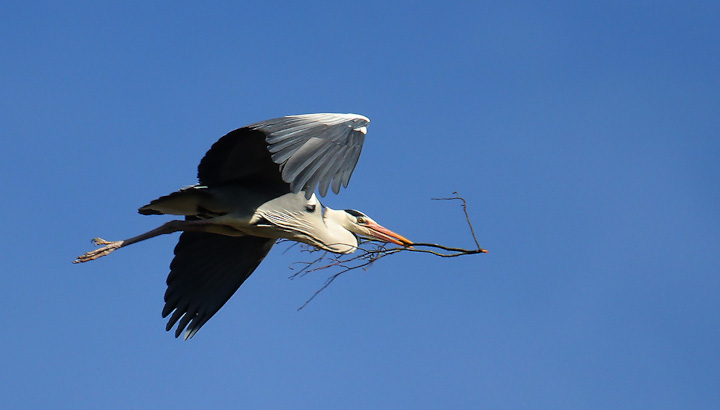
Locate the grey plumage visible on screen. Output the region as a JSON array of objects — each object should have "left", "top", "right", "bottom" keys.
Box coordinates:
[
  {"left": 253, "top": 113, "right": 368, "bottom": 197},
  {"left": 75, "top": 113, "right": 412, "bottom": 340},
  {"left": 156, "top": 114, "right": 372, "bottom": 339}
]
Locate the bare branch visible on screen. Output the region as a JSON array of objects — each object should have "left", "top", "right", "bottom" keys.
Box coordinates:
[{"left": 286, "top": 192, "right": 487, "bottom": 310}]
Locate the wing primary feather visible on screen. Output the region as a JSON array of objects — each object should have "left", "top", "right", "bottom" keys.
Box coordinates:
[
  {"left": 280, "top": 138, "right": 329, "bottom": 183},
  {"left": 340, "top": 144, "right": 363, "bottom": 189},
  {"left": 165, "top": 306, "right": 187, "bottom": 331},
  {"left": 184, "top": 315, "right": 212, "bottom": 340},
  {"left": 267, "top": 131, "right": 311, "bottom": 153},
  {"left": 297, "top": 152, "right": 335, "bottom": 198},
  {"left": 270, "top": 140, "right": 308, "bottom": 164},
  {"left": 284, "top": 142, "right": 337, "bottom": 195},
  {"left": 315, "top": 144, "right": 345, "bottom": 197},
  {"left": 162, "top": 233, "right": 275, "bottom": 339},
  {"left": 175, "top": 305, "right": 200, "bottom": 338}
]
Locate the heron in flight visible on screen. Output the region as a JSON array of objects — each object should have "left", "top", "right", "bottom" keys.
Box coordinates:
[{"left": 75, "top": 113, "right": 412, "bottom": 339}]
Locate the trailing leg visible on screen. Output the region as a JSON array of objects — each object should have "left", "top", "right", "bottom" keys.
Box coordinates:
[{"left": 73, "top": 219, "right": 219, "bottom": 263}]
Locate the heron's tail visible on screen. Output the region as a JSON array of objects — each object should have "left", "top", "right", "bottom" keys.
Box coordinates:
[{"left": 139, "top": 185, "right": 217, "bottom": 216}]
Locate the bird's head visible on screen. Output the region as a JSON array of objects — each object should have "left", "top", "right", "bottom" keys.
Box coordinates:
[{"left": 342, "top": 209, "right": 413, "bottom": 247}]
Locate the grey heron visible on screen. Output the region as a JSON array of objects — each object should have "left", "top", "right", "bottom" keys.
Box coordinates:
[{"left": 75, "top": 113, "right": 413, "bottom": 339}]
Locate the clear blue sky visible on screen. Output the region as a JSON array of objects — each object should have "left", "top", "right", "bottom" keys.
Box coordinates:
[{"left": 2, "top": 1, "right": 718, "bottom": 408}]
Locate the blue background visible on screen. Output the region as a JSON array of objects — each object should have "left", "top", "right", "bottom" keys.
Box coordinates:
[{"left": 2, "top": 1, "right": 718, "bottom": 408}]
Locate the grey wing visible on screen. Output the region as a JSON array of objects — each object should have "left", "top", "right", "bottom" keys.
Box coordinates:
[
  {"left": 249, "top": 113, "right": 370, "bottom": 198},
  {"left": 163, "top": 232, "right": 275, "bottom": 340}
]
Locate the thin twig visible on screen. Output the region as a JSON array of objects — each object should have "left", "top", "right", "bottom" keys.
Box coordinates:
[{"left": 431, "top": 191, "right": 481, "bottom": 250}]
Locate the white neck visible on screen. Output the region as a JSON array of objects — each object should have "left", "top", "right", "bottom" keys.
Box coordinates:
[
  {"left": 315, "top": 207, "right": 359, "bottom": 254},
  {"left": 252, "top": 192, "right": 359, "bottom": 254}
]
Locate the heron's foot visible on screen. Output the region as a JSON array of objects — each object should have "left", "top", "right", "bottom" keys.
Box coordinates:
[{"left": 73, "top": 238, "right": 124, "bottom": 263}]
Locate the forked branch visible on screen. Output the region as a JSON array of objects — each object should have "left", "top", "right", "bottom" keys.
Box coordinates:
[{"left": 288, "top": 192, "right": 487, "bottom": 310}]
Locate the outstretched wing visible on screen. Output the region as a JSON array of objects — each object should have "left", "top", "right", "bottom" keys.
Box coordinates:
[
  {"left": 197, "top": 113, "right": 369, "bottom": 198},
  {"left": 251, "top": 113, "right": 369, "bottom": 198},
  {"left": 162, "top": 232, "right": 275, "bottom": 340}
]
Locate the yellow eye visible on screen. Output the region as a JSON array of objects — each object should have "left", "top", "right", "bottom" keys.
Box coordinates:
[{"left": 357, "top": 217, "right": 365, "bottom": 224}]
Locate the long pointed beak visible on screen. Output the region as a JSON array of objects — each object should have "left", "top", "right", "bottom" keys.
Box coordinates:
[{"left": 365, "top": 221, "right": 413, "bottom": 247}]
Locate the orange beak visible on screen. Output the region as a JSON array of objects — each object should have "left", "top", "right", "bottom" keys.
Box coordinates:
[{"left": 365, "top": 221, "right": 413, "bottom": 247}]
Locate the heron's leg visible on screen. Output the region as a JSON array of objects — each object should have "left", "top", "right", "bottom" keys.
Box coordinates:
[{"left": 74, "top": 219, "right": 217, "bottom": 263}]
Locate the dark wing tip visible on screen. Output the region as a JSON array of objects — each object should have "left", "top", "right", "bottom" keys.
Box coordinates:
[{"left": 163, "top": 232, "right": 275, "bottom": 340}]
